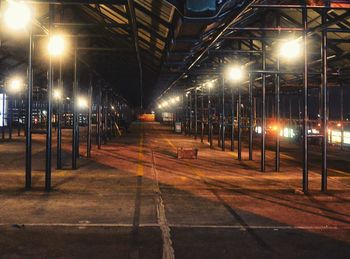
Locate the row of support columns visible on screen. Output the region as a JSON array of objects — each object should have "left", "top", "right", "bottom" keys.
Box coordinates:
[{"left": 178, "top": 4, "right": 339, "bottom": 193}]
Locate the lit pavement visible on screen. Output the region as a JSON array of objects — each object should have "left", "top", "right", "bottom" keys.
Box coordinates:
[{"left": 0, "top": 122, "right": 349, "bottom": 258}]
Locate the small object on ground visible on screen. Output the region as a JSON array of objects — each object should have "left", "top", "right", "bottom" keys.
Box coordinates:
[
  {"left": 12, "top": 224, "right": 25, "bottom": 229},
  {"left": 177, "top": 147, "right": 198, "bottom": 159}
]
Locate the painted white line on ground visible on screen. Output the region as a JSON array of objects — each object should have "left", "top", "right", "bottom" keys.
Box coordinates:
[{"left": 151, "top": 149, "right": 175, "bottom": 259}]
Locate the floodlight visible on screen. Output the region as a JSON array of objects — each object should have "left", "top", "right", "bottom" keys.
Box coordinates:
[
  {"left": 77, "top": 96, "right": 88, "bottom": 109},
  {"left": 8, "top": 77, "right": 23, "bottom": 93},
  {"left": 226, "top": 66, "right": 244, "bottom": 82},
  {"left": 175, "top": 96, "right": 180, "bottom": 102},
  {"left": 158, "top": 104, "right": 162, "bottom": 109},
  {"left": 170, "top": 98, "right": 176, "bottom": 104},
  {"left": 48, "top": 35, "right": 65, "bottom": 57},
  {"left": 53, "top": 89, "right": 62, "bottom": 100},
  {"left": 4, "top": 1, "right": 31, "bottom": 31},
  {"left": 279, "top": 40, "right": 301, "bottom": 60}
]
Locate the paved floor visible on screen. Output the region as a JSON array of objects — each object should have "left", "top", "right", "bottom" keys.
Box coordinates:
[{"left": 0, "top": 122, "right": 349, "bottom": 258}]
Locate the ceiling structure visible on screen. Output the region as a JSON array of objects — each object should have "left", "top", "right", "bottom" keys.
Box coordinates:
[{"left": 0, "top": 0, "right": 349, "bottom": 107}]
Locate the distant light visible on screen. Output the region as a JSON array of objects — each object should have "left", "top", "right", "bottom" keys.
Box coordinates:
[
  {"left": 4, "top": 1, "right": 32, "bottom": 31},
  {"left": 151, "top": 111, "right": 155, "bottom": 114},
  {"left": 48, "top": 35, "right": 66, "bottom": 57},
  {"left": 279, "top": 40, "right": 301, "bottom": 60},
  {"left": 175, "top": 96, "right": 180, "bottom": 102},
  {"left": 186, "top": 91, "right": 190, "bottom": 97},
  {"left": 170, "top": 98, "right": 176, "bottom": 104},
  {"left": 158, "top": 104, "right": 162, "bottom": 109},
  {"left": 226, "top": 66, "right": 244, "bottom": 82},
  {"left": 337, "top": 123, "right": 341, "bottom": 127},
  {"left": 42, "top": 110, "right": 47, "bottom": 116},
  {"left": 53, "top": 89, "right": 62, "bottom": 100},
  {"left": 77, "top": 96, "right": 88, "bottom": 109},
  {"left": 8, "top": 77, "right": 23, "bottom": 93},
  {"left": 207, "top": 81, "right": 214, "bottom": 89},
  {"left": 111, "top": 105, "right": 115, "bottom": 110},
  {"left": 66, "top": 97, "right": 70, "bottom": 100},
  {"left": 162, "top": 101, "right": 169, "bottom": 107}
]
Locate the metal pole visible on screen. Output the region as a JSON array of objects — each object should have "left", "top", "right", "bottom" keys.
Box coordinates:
[
  {"left": 189, "top": 91, "right": 192, "bottom": 136},
  {"left": 72, "top": 46, "right": 78, "bottom": 169},
  {"left": 275, "top": 56, "right": 280, "bottom": 172},
  {"left": 201, "top": 91, "right": 204, "bottom": 143},
  {"left": 9, "top": 96, "right": 12, "bottom": 140},
  {"left": 25, "top": 28, "right": 33, "bottom": 189},
  {"left": 45, "top": 4, "right": 54, "bottom": 191},
  {"left": 321, "top": 7, "right": 328, "bottom": 192},
  {"left": 249, "top": 73, "right": 253, "bottom": 160},
  {"left": 194, "top": 88, "right": 198, "bottom": 139},
  {"left": 261, "top": 41, "right": 266, "bottom": 172},
  {"left": 87, "top": 75, "right": 92, "bottom": 158},
  {"left": 221, "top": 76, "right": 225, "bottom": 151},
  {"left": 18, "top": 94, "right": 21, "bottom": 136},
  {"left": 302, "top": 4, "right": 309, "bottom": 193},
  {"left": 238, "top": 84, "right": 242, "bottom": 160},
  {"left": 97, "top": 84, "right": 102, "bottom": 149},
  {"left": 208, "top": 87, "right": 213, "bottom": 147},
  {"left": 57, "top": 57, "right": 62, "bottom": 169},
  {"left": 231, "top": 88, "right": 235, "bottom": 152},
  {"left": 340, "top": 81, "right": 344, "bottom": 151}
]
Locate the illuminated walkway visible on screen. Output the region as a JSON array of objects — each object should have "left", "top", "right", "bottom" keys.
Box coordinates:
[{"left": 0, "top": 122, "right": 349, "bottom": 258}]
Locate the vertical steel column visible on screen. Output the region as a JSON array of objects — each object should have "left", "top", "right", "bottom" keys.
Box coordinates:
[
  {"left": 45, "top": 5, "right": 54, "bottom": 191},
  {"left": 208, "top": 86, "right": 213, "bottom": 147},
  {"left": 72, "top": 47, "right": 78, "bottom": 170},
  {"left": 248, "top": 73, "right": 253, "bottom": 160},
  {"left": 201, "top": 91, "right": 204, "bottom": 143},
  {"left": 25, "top": 28, "right": 33, "bottom": 189},
  {"left": 8, "top": 97, "right": 12, "bottom": 140},
  {"left": 97, "top": 84, "right": 102, "bottom": 149},
  {"left": 238, "top": 84, "right": 242, "bottom": 160},
  {"left": 261, "top": 42, "right": 266, "bottom": 172},
  {"left": 321, "top": 8, "right": 328, "bottom": 192},
  {"left": 231, "top": 88, "right": 235, "bottom": 152},
  {"left": 57, "top": 58, "right": 62, "bottom": 169},
  {"left": 340, "top": 81, "right": 344, "bottom": 151},
  {"left": 221, "top": 76, "right": 225, "bottom": 151},
  {"left": 87, "top": 77, "right": 92, "bottom": 158},
  {"left": 289, "top": 98, "right": 292, "bottom": 125},
  {"left": 183, "top": 93, "right": 186, "bottom": 134},
  {"left": 189, "top": 91, "right": 192, "bottom": 135},
  {"left": 2, "top": 93, "right": 5, "bottom": 140},
  {"left": 275, "top": 56, "right": 280, "bottom": 172},
  {"left": 302, "top": 4, "right": 309, "bottom": 193},
  {"left": 194, "top": 88, "right": 198, "bottom": 139},
  {"left": 18, "top": 94, "right": 21, "bottom": 136}
]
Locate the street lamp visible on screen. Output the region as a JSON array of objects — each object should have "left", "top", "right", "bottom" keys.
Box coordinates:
[
  {"left": 4, "top": 1, "right": 32, "bottom": 31},
  {"left": 226, "top": 66, "right": 244, "bottom": 82},
  {"left": 279, "top": 39, "right": 301, "bottom": 60},
  {"left": 48, "top": 35, "right": 66, "bottom": 57}
]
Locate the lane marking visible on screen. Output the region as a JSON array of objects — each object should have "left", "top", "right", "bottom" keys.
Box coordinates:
[{"left": 151, "top": 150, "right": 175, "bottom": 259}]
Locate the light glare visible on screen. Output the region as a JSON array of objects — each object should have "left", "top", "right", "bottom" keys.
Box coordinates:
[
  {"left": 8, "top": 77, "right": 23, "bottom": 93},
  {"left": 77, "top": 96, "right": 88, "bottom": 109},
  {"left": 279, "top": 40, "right": 301, "bottom": 60},
  {"left": 48, "top": 35, "right": 65, "bottom": 57},
  {"left": 53, "top": 89, "right": 62, "bottom": 100},
  {"left": 4, "top": 1, "right": 31, "bottom": 31},
  {"left": 227, "top": 66, "right": 244, "bottom": 82}
]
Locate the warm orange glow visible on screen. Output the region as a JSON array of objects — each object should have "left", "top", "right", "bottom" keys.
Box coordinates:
[{"left": 337, "top": 123, "right": 341, "bottom": 127}]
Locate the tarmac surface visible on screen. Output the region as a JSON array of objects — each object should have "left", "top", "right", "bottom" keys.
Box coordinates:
[{"left": 0, "top": 122, "right": 349, "bottom": 258}]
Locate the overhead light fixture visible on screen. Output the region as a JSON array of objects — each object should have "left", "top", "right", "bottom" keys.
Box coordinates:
[
  {"left": 48, "top": 35, "right": 66, "bottom": 57},
  {"left": 77, "top": 96, "right": 88, "bottom": 109},
  {"left": 226, "top": 66, "right": 244, "bottom": 82},
  {"left": 53, "top": 89, "right": 62, "bottom": 100},
  {"left": 4, "top": 1, "right": 32, "bottom": 31},
  {"left": 279, "top": 39, "right": 301, "bottom": 60},
  {"left": 7, "top": 77, "right": 23, "bottom": 93}
]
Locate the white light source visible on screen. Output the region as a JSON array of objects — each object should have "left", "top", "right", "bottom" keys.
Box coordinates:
[
  {"left": 279, "top": 40, "right": 301, "bottom": 60},
  {"left": 8, "top": 77, "right": 23, "bottom": 93},
  {"left": 4, "top": 1, "right": 32, "bottom": 31},
  {"left": 226, "top": 66, "right": 244, "bottom": 82},
  {"left": 111, "top": 105, "right": 115, "bottom": 110},
  {"left": 77, "top": 96, "right": 88, "bottom": 109},
  {"left": 48, "top": 35, "right": 65, "bottom": 57},
  {"left": 158, "top": 104, "right": 162, "bottom": 109},
  {"left": 53, "top": 89, "right": 62, "bottom": 100},
  {"left": 170, "top": 98, "right": 176, "bottom": 104},
  {"left": 207, "top": 81, "right": 214, "bottom": 89},
  {"left": 162, "top": 101, "right": 169, "bottom": 107},
  {"left": 175, "top": 96, "right": 180, "bottom": 102}
]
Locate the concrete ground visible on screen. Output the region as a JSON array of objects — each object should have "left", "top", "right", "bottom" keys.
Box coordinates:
[{"left": 0, "top": 122, "right": 349, "bottom": 259}]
